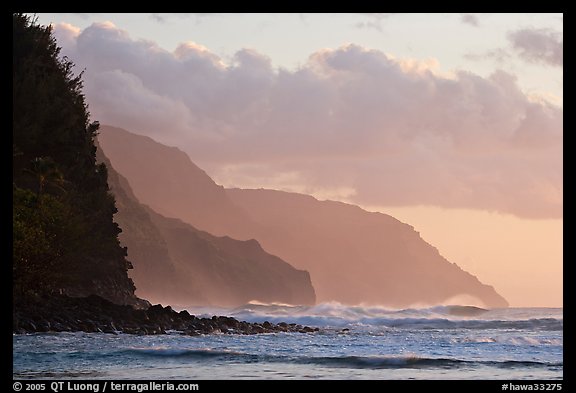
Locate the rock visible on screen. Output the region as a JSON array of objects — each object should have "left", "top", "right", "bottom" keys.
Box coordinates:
[
  {"left": 262, "top": 321, "right": 273, "bottom": 329},
  {"left": 13, "top": 294, "right": 319, "bottom": 336}
]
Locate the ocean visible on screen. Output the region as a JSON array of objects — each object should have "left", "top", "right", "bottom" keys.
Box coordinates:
[{"left": 13, "top": 303, "right": 563, "bottom": 380}]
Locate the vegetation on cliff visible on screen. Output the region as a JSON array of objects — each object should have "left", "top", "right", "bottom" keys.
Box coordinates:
[{"left": 12, "top": 14, "right": 138, "bottom": 305}]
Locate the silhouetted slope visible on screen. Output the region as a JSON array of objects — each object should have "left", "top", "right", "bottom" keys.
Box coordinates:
[
  {"left": 99, "top": 144, "right": 316, "bottom": 306},
  {"left": 98, "top": 125, "right": 253, "bottom": 238},
  {"left": 227, "top": 189, "right": 509, "bottom": 308},
  {"left": 99, "top": 125, "right": 508, "bottom": 308},
  {"left": 13, "top": 15, "right": 140, "bottom": 306},
  {"left": 146, "top": 209, "right": 316, "bottom": 306},
  {"left": 96, "top": 144, "right": 201, "bottom": 304}
]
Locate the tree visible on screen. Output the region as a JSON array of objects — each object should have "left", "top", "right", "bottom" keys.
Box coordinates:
[
  {"left": 13, "top": 14, "right": 137, "bottom": 304},
  {"left": 24, "top": 157, "right": 65, "bottom": 198}
]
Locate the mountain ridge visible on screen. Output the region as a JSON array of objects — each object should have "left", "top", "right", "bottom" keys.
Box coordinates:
[
  {"left": 97, "top": 142, "right": 316, "bottom": 307},
  {"left": 98, "top": 125, "right": 508, "bottom": 308},
  {"left": 226, "top": 187, "right": 508, "bottom": 308},
  {"left": 96, "top": 125, "right": 255, "bottom": 239}
]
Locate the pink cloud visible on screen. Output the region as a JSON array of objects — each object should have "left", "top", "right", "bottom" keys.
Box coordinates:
[{"left": 54, "top": 22, "right": 563, "bottom": 219}]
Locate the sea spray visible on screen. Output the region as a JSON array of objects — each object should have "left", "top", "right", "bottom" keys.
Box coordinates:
[{"left": 14, "top": 307, "right": 562, "bottom": 380}]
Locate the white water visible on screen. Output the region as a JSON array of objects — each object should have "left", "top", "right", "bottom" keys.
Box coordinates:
[{"left": 13, "top": 304, "right": 563, "bottom": 380}]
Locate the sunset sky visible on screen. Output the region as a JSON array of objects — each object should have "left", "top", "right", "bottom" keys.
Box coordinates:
[{"left": 33, "top": 13, "right": 563, "bottom": 307}]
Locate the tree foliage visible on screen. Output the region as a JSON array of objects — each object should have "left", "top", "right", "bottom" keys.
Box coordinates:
[{"left": 13, "top": 14, "right": 135, "bottom": 302}]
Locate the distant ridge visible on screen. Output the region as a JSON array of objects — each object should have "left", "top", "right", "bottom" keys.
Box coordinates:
[
  {"left": 97, "top": 126, "right": 253, "bottom": 238},
  {"left": 98, "top": 143, "right": 315, "bottom": 306},
  {"left": 227, "top": 188, "right": 508, "bottom": 308},
  {"left": 98, "top": 125, "right": 508, "bottom": 308}
]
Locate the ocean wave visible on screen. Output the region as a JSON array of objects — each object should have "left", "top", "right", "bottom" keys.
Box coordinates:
[
  {"left": 124, "top": 347, "right": 251, "bottom": 359},
  {"left": 452, "top": 336, "right": 563, "bottom": 345},
  {"left": 12, "top": 370, "right": 105, "bottom": 379},
  {"left": 232, "top": 313, "right": 562, "bottom": 332},
  {"left": 353, "top": 317, "right": 563, "bottom": 331},
  {"left": 183, "top": 302, "right": 563, "bottom": 331},
  {"left": 123, "top": 348, "right": 562, "bottom": 370},
  {"left": 298, "top": 356, "right": 562, "bottom": 370}
]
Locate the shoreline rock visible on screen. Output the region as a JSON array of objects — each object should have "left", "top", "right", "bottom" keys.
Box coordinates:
[{"left": 12, "top": 295, "right": 319, "bottom": 336}]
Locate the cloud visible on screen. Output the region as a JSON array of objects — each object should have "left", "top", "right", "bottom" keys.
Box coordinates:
[
  {"left": 354, "top": 13, "right": 396, "bottom": 32},
  {"left": 71, "top": 13, "right": 96, "bottom": 19},
  {"left": 54, "top": 22, "right": 563, "bottom": 219},
  {"left": 463, "top": 48, "right": 511, "bottom": 64},
  {"left": 460, "top": 13, "right": 480, "bottom": 27},
  {"left": 149, "top": 13, "right": 213, "bottom": 23},
  {"left": 508, "top": 28, "right": 563, "bottom": 67},
  {"left": 52, "top": 22, "right": 80, "bottom": 49}
]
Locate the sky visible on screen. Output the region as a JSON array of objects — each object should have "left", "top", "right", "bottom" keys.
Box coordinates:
[{"left": 32, "top": 13, "right": 563, "bottom": 307}]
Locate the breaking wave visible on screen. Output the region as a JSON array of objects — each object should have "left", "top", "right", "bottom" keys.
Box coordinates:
[
  {"left": 185, "top": 302, "right": 563, "bottom": 331},
  {"left": 124, "top": 347, "right": 562, "bottom": 370}
]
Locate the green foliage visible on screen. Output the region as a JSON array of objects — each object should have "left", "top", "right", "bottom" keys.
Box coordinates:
[
  {"left": 13, "top": 186, "right": 69, "bottom": 294},
  {"left": 23, "top": 157, "right": 65, "bottom": 196},
  {"left": 12, "top": 14, "right": 135, "bottom": 302}
]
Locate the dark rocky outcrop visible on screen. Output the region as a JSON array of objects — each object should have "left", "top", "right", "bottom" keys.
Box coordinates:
[{"left": 13, "top": 295, "right": 319, "bottom": 335}]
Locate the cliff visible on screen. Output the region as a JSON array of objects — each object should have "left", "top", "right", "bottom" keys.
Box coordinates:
[
  {"left": 227, "top": 189, "right": 509, "bottom": 308},
  {"left": 146, "top": 209, "right": 316, "bottom": 306},
  {"left": 12, "top": 14, "right": 142, "bottom": 307},
  {"left": 96, "top": 125, "right": 253, "bottom": 238},
  {"left": 98, "top": 145, "right": 316, "bottom": 306},
  {"left": 98, "top": 125, "right": 508, "bottom": 308},
  {"left": 96, "top": 144, "right": 191, "bottom": 303}
]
